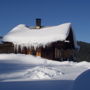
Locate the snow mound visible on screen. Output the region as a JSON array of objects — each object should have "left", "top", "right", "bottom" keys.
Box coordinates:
[
  {"left": 75, "top": 61, "right": 90, "bottom": 69},
  {"left": 21, "top": 66, "right": 63, "bottom": 80},
  {"left": 0, "top": 66, "right": 64, "bottom": 82},
  {"left": 0, "top": 54, "right": 90, "bottom": 82},
  {"left": 0, "top": 54, "right": 76, "bottom": 65},
  {"left": 73, "top": 69, "right": 90, "bottom": 90}
]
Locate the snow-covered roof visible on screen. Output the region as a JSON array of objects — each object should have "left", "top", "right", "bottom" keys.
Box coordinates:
[{"left": 2, "top": 23, "right": 78, "bottom": 48}]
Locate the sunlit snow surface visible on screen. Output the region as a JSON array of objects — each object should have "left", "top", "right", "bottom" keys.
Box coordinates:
[
  {"left": 0, "top": 54, "right": 90, "bottom": 90},
  {"left": 0, "top": 54, "right": 90, "bottom": 82}
]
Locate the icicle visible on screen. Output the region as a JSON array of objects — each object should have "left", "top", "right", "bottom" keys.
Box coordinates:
[
  {"left": 16, "top": 44, "right": 19, "bottom": 52},
  {"left": 20, "top": 45, "right": 22, "bottom": 52},
  {"left": 13, "top": 44, "right": 17, "bottom": 53},
  {"left": 14, "top": 44, "right": 16, "bottom": 53},
  {"left": 13, "top": 42, "right": 48, "bottom": 54},
  {"left": 20, "top": 44, "right": 24, "bottom": 52}
]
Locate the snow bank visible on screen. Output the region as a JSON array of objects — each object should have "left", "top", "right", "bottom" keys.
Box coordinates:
[
  {"left": 0, "top": 54, "right": 90, "bottom": 90},
  {"left": 0, "top": 66, "right": 64, "bottom": 82},
  {"left": 0, "top": 54, "right": 90, "bottom": 82},
  {"left": 3, "top": 23, "right": 73, "bottom": 49},
  {"left": 75, "top": 61, "right": 90, "bottom": 69},
  {"left": 0, "top": 54, "right": 90, "bottom": 67},
  {"left": 73, "top": 69, "right": 90, "bottom": 90},
  {"left": 0, "top": 54, "right": 45, "bottom": 65},
  {"left": 0, "top": 54, "right": 75, "bottom": 65}
]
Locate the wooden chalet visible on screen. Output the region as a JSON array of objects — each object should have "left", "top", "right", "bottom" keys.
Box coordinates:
[{"left": 1, "top": 19, "right": 79, "bottom": 61}]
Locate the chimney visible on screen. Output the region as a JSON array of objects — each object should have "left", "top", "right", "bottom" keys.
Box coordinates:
[{"left": 36, "top": 18, "right": 41, "bottom": 29}]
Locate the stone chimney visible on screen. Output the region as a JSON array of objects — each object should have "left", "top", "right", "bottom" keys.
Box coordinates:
[{"left": 35, "top": 18, "right": 41, "bottom": 29}]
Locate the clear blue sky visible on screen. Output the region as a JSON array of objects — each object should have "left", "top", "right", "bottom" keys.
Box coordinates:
[{"left": 0, "top": 0, "right": 90, "bottom": 43}]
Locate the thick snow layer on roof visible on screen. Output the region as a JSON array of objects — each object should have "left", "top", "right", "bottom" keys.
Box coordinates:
[{"left": 2, "top": 23, "right": 78, "bottom": 48}]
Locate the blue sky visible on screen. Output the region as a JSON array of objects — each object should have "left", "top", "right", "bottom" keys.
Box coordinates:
[{"left": 0, "top": 0, "right": 90, "bottom": 43}]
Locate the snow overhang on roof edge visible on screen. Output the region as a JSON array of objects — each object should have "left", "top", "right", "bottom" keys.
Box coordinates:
[{"left": 2, "top": 23, "right": 79, "bottom": 49}]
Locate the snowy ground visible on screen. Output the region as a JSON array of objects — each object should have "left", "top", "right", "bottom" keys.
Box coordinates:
[{"left": 0, "top": 54, "right": 90, "bottom": 90}]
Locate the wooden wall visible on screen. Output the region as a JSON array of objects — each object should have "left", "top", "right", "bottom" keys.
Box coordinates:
[
  {"left": 0, "top": 41, "right": 76, "bottom": 61},
  {"left": 0, "top": 42, "right": 14, "bottom": 53}
]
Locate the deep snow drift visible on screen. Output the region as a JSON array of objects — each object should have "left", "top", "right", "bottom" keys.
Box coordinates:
[
  {"left": 73, "top": 69, "right": 90, "bottom": 90},
  {"left": 0, "top": 54, "right": 90, "bottom": 90}
]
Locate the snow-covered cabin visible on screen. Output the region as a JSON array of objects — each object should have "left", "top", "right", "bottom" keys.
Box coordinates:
[{"left": 2, "top": 19, "right": 79, "bottom": 61}]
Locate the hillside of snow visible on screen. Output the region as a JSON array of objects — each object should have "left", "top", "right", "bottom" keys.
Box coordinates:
[{"left": 0, "top": 54, "right": 90, "bottom": 90}]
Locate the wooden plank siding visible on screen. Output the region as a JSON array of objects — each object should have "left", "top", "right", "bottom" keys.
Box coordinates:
[
  {"left": 0, "top": 40, "right": 76, "bottom": 61},
  {"left": 0, "top": 42, "right": 14, "bottom": 53}
]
